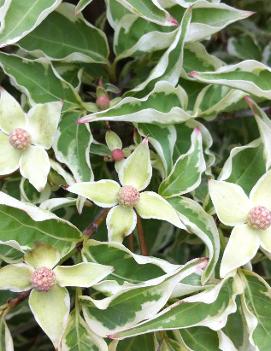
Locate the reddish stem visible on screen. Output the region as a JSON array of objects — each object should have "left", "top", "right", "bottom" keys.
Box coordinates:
[
  {"left": 137, "top": 216, "right": 148, "bottom": 256},
  {"left": 83, "top": 209, "right": 109, "bottom": 237}
]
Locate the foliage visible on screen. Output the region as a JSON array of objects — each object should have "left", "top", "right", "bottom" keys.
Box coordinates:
[{"left": 0, "top": 0, "right": 270, "bottom": 350}]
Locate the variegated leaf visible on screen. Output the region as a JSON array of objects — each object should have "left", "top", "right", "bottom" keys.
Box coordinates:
[
  {"left": 82, "top": 259, "right": 204, "bottom": 336},
  {"left": 169, "top": 196, "right": 220, "bottom": 283},
  {"left": 19, "top": 3, "right": 109, "bottom": 64},
  {"left": 53, "top": 112, "right": 93, "bottom": 182},
  {"left": 79, "top": 82, "right": 192, "bottom": 125},
  {"left": 0, "top": 0, "right": 62, "bottom": 47},
  {"left": 159, "top": 129, "right": 206, "bottom": 197}
]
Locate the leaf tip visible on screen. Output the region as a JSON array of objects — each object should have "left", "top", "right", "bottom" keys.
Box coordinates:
[
  {"left": 246, "top": 10, "right": 256, "bottom": 17},
  {"left": 77, "top": 116, "right": 90, "bottom": 124},
  {"left": 167, "top": 16, "right": 178, "bottom": 26},
  {"left": 188, "top": 71, "right": 198, "bottom": 78},
  {"left": 142, "top": 137, "right": 149, "bottom": 145},
  {"left": 197, "top": 257, "right": 209, "bottom": 271},
  {"left": 194, "top": 127, "right": 201, "bottom": 136}
]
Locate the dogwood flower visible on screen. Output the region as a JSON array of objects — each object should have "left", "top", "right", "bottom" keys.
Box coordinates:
[
  {"left": 209, "top": 170, "right": 271, "bottom": 277},
  {"left": 0, "top": 243, "right": 113, "bottom": 348},
  {"left": 0, "top": 89, "right": 62, "bottom": 191},
  {"left": 68, "top": 139, "right": 184, "bottom": 242}
]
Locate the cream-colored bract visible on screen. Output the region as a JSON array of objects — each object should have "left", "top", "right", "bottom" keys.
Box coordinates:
[
  {"left": 68, "top": 140, "right": 184, "bottom": 242},
  {"left": 0, "top": 89, "right": 62, "bottom": 191},
  {"left": 209, "top": 170, "right": 271, "bottom": 277},
  {"left": 0, "top": 244, "right": 113, "bottom": 348}
]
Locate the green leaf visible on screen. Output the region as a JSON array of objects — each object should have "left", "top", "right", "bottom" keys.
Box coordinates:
[
  {"left": 169, "top": 196, "right": 220, "bottom": 283},
  {"left": 82, "top": 239, "right": 181, "bottom": 292},
  {"left": 53, "top": 112, "right": 93, "bottom": 182},
  {"left": 82, "top": 259, "right": 203, "bottom": 336},
  {"left": 179, "top": 327, "right": 220, "bottom": 351},
  {"left": 137, "top": 124, "right": 176, "bottom": 177},
  {"left": 0, "top": 318, "right": 14, "bottom": 351},
  {"left": 0, "top": 240, "right": 25, "bottom": 264},
  {"left": 130, "top": 7, "right": 191, "bottom": 96},
  {"left": 241, "top": 270, "right": 271, "bottom": 351},
  {"left": 106, "top": 0, "right": 130, "bottom": 29},
  {"left": 0, "top": 52, "right": 83, "bottom": 111},
  {"left": 114, "top": 0, "right": 174, "bottom": 26},
  {"left": 79, "top": 82, "right": 192, "bottom": 125},
  {"left": 190, "top": 60, "right": 271, "bottom": 100},
  {"left": 61, "top": 310, "right": 108, "bottom": 351},
  {"left": 219, "top": 139, "right": 266, "bottom": 194},
  {"left": 113, "top": 2, "right": 252, "bottom": 59},
  {"left": 245, "top": 97, "right": 271, "bottom": 169},
  {"left": 0, "top": 0, "right": 62, "bottom": 47},
  {"left": 182, "top": 2, "right": 252, "bottom": 42},
  {"left": 183, "top": 42, "right": 223, "bottom": 75},
  {"left": 114, "top": 277, "right": 236, "bottom": 339},
  {"left": 114, "top": 14, "right": 175, "bottom": 60},
  {"left": 193, "top": 85, "right": 246, "bottom": 118},
  {"left": 223, "top": 296, "right": 249, "bottom": 350},
  {"left": 19, "top": 3, "right": 109, "bottom": 64},
  {"left": 0, "top": 191, "right": 81, "bottom": 257},
  {"left": 75, "top": 0, "right": 94, "bottom": 14},
  {"left": 112, "top": 334, "right": 155, "bottom": 351},
  {"left": 228, "top": 35, "right": 262, "bottom": 61},
  {"left": 159, "top": 129, "right": 206, "bottom": 197}
]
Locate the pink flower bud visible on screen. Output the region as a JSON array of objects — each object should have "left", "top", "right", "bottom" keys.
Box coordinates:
[
  {"left": 111, "top": 148, "right": 125, "bottom": 161},
  {"left": 96, "top": 95, "right": 110, "bottom": 110}
]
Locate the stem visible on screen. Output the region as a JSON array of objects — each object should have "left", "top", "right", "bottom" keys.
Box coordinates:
[
  {"left": 137, "top": 216, "right": 148, "bottom": 256},
  {"left": 83, "top": 209, "right": 109, "bottom": 237},
  {"left": 7, "top": 290, "right": 30, "bottom": 310},
  {"left": 128, "top": 232, "right": 134, "bottom": 252}
]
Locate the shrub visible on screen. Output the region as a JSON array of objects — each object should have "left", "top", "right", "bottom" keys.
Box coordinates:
[{"left": 0, "top": 0, "right": 270, "bottom": 350}]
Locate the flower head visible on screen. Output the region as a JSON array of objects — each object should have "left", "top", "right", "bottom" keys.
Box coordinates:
[
  {"left": 118, "top": 185, "right": 140, "bottom": 207},
  {"left": 0, "top": 243, "right": 113, "bottom": 348},
  {"left": 209, "top": 170, "right": 271, "bottom": 277},
  {"left": 0, "top": 89, "right": 63, "bottom": 191},
  {"left": 68, "top": 139, "right": 184, "bottom": 242},
  {"left": 31, "top": 267, "right": 56, "bottom": 292},
  {"left": 9, "top": 128, "right": 31, "bottom": 150}
]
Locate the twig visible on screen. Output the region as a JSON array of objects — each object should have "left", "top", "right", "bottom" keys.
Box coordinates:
[
  {"left": 137, "top": 216, "right": 148, "bottom": 256},
  {"left": 215, "top": 106, "right": 271, "bottom": 121},
  {"left": 83, "top": 209, "right": 109, "bottom": 237},
  {"left": 128, "top": 232, "right": 134, "bottom": 252},
  {"left": 8, "top": 291, "right": 30, "bottom": 309}
]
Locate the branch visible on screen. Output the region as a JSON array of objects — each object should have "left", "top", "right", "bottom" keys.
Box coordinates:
[
  {"left": 8, "top": 291, "right": 30, "bottom": 309},
  {"left": 83, "top": 209, "right": 109, "bottom": 237},
  {"left": 137, "top": 216, "right": 148, "bottom": 256}
]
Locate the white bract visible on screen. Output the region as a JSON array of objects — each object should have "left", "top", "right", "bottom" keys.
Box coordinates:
[
  {"left": 0, "top": 243, "right": 113, "bottom": 348},
  {"left": 68, "top": 139, "right": 184, "bottom": 242},
  {"left": 209, "top": 171, "right": 271, "bottom": 277},
  {"left": 0, "top": 89, "right": 62, "bottom": 191}
]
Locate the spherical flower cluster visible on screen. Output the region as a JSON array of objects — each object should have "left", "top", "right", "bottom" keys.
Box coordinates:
[
  {"left": 31, "top": 267, "right": 56, "bottom": 292},
  {"left": 118, "top": 185, "right": 140, "bottom": 207},
  {"left": 247, "top": 206, "right": 271, "bottom": 230},
  {"left": 9, "top": 128, "right": 31, "bottom": 150}
]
